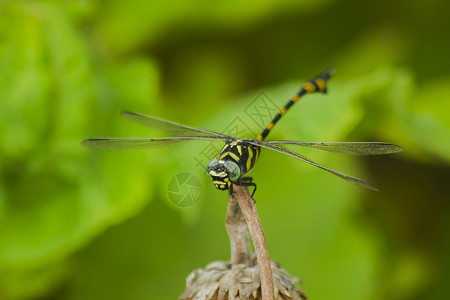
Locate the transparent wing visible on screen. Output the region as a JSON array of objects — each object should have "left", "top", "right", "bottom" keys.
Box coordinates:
[
  {"left": 248, "top": 140, "right": 379, "bottom": 191},
  {"left": 121, "top": 111, "right": 229, "bottom": 138},
  {"left": 264, "top": 141, "right": 404, "bottom": 155},
  {"left": 82, "top": 136, "right": 226, "bottom": 149}
]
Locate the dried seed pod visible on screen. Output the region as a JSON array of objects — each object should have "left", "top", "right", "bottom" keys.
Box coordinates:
[{"left": 180, "top": 258, "right": 307, "bottom": 300}]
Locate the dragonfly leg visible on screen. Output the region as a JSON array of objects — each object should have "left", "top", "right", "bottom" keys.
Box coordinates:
[
  {"left": 236, "top": 177, "right": 257, "bottom": 200},
  {"left": 229, "top": 184, "right": 235, "bottom": 198}
]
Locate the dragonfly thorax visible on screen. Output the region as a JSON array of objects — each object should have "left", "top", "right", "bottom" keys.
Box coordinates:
[{"left": 206, "top": 158, "right": 240, "bottom": 191}]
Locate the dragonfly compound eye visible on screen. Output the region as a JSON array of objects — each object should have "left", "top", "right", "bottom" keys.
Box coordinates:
[
  {"left": 224, "top": 161, "right": 240, "bottom": 181},
  {"left": 206, "top": 158, "right": 219, "bottom": 173}
]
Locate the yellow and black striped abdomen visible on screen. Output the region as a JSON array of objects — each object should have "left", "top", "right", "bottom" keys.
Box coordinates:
[
  {"left": 256, "top": 68, "right": 333, "bottom": 142},
  {"left": 219, "top": 140, "right": 260, "bottom": 176}
]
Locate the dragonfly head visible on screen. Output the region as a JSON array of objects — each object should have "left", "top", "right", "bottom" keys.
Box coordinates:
[{"left": 206, "top": 158, "right": 240, "bottom": 191}]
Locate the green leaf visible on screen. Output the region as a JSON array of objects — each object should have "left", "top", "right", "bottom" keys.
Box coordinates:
[
  {"left": 95, "top": 0, "right": 333, "bottom": 54},
  {"left": 0, "top": 2, "right": 160, "bottom": 299}
]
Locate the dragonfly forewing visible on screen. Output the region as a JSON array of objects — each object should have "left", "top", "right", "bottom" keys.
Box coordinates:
[
  {"left": 121, "top": 111, "right": 229, "bottom": 138},
  {"left": 265, "top": 141, "right": 404, "bottom": 155},
  {"left": 82, "top": 136, "right": 227, "bottom": 149}
]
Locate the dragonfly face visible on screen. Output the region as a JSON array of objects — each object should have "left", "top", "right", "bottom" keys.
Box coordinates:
[{"left": 206, "top": 158, "right": 240, "bottom": 191}]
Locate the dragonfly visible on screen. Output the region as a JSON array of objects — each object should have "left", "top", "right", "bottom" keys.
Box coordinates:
[{"left": 82, "top": 69, "right": 403, "bottom": 196}]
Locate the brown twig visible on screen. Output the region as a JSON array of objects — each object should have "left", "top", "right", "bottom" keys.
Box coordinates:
[
  {"left": 226, "top": 189, "right": 252, "bottom": 266},
  {"left": 228, "top": 184, "right": 274, "bottom": 300}
]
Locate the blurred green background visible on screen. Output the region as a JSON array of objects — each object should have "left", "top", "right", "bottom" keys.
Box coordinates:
[{"left": 1, "top": 0, "right": 449, "bottom": 299}]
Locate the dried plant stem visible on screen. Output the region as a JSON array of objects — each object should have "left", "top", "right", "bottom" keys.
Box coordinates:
[
  {"left": 226, "top": 189, "right": 252, "bottom": 265},
  {"left": 228, "top": 184, "right": 274, "bottom": 300},
  {"left": 181, "top": 184, "right": 306, "bottom": 300}
]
